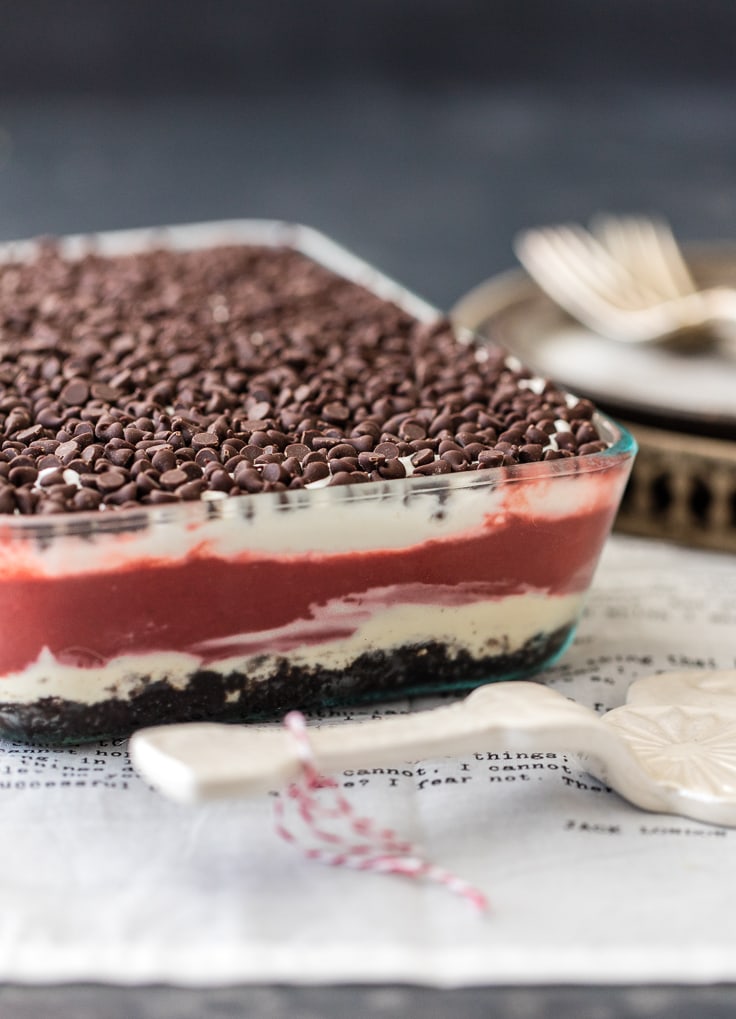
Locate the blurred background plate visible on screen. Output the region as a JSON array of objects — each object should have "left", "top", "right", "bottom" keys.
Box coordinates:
[{"left": 452, "top": 249, "right": 736, "bottom": 552}]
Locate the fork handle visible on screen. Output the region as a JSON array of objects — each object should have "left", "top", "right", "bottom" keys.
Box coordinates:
[{"left": 701, "top": 286, "right": 736, "bottom": 326}]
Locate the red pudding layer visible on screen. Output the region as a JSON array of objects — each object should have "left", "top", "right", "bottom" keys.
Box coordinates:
[{"left": 0, "top": 501, "right": 617, "bottom": 675}]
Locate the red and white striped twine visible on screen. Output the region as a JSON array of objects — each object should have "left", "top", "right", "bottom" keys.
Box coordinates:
[{"left": 273, "top": 711, "right": 489, "bottom": 913}]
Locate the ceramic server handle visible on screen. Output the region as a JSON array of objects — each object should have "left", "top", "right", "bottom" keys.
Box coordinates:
[{"left": 129, "top": 681, "right": 610, "bottom": 804}]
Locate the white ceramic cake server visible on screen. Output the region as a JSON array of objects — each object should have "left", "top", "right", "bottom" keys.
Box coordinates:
[{"left": 130, "top": 670, "right": 736, "bottom": 827}]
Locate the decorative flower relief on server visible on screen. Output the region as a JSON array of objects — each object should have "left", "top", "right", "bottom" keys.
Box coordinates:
[
  {"left": 604, "top": 704, "right": 736, "bottom": 797},
  {"left": 603, "top": 670, "right": 736, "bottom": 804}
]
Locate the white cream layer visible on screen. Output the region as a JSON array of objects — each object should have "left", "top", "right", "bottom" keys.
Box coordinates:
[
  {"left": 0, "top": 467, "right": 616, "bottom": 579},
  {"left": 0, "top": 591, "right": 583, "bottom": 706}
]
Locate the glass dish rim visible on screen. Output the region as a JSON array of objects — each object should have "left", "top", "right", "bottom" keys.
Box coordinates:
[
  {"left": 0, "top": 413, "right": 636, "bottom": 540},
  {"left": 0, "top": 218, "right": 637, "bottom": 540}
]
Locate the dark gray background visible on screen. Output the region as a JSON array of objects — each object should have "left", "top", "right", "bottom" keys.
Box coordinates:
[
  {"left": 1, "top": 0, "right": 736, "bottom": 311},
  {"left": 1, "top": 2, "right": 735, "bottom": 1015}
]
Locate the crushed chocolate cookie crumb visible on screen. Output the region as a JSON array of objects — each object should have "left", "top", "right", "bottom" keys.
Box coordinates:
[{"left": 0, "top": 244, "right": 605, "bottom": 514}]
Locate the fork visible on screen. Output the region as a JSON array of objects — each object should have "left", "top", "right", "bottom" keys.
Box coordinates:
[{"left": 514, "top": 215, "right": 736, "bottom": 346}]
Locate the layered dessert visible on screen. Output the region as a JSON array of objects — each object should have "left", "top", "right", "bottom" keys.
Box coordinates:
[{"left": 0, "top": 223, "right": 635, "bottom": 740}]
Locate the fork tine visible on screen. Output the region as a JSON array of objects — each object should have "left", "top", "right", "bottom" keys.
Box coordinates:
[
  {"left": 594, "top": 215, "right": 680, "bottom": 300},
  {"left": 514, "top": 228, "right": 648, "bottom": 333},
  {"left": 514, "top": 230, "right": 610, "bottom": 322},
  {"left": 626, "top": 217, "right": 685, "bottom": 299},
  {"left": 514, "top": 225, "right": 683, "bottom": 341},
  {"left": 592, "top": 214, "right": 697, "bottom": 301},
  {"left": 558, "top": 223, "right": 673, "bottom": 305},
  {"left": 514, "top": 216, "right": 716, "bottom": 344},
  {"left": 590, "top": 215, "right": 655, "bottom": 288},
  {"left": 640, "top": 216, "right": 698, "bottom": 294},
  {"left": 516, "top": 225, "right": 659, "bottom": 309}
]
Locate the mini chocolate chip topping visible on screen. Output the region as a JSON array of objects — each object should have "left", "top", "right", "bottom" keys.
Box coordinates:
[{"left": 0, "top": 243, "right": 606, "bottom": 514}]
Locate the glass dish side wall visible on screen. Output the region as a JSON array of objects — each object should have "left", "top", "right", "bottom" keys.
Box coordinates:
[{"left": 0, "top": 423, "right": 635, "bottom": 741}]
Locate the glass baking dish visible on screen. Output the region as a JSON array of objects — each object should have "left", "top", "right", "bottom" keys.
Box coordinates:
[{"left": 0, "top": 221, "right": 636, "bottom": 742}]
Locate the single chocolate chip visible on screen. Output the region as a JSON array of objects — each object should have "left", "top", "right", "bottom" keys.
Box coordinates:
[
  {"left": 107, "top": 447, "right": 135, "bottom": 469},
  {"left": 284, "top": 442, "right": 310, "bottom": 461},
  {"left": 555, "top": 432, "right": 578, "bottom": 451},
  {"left": 91, "top": 382, "right": 119, "bottom": 402},
  {"left": 254, "top": 452, "right": 283, "bottom": 466},
  {"left": 135, "top": 471, "right": 161, "bottom": 494},
  {"left": 477, "top": 451, "right": 504, "bottom": 469},
  {"left": 376, "top": 459, "right": 406, "bottom": 480},
  {"left": 194, "top": 447, "right": 220, "bottom": 468},
  {"left": 578, "top": 441, "right": 608, "bottom": 456},
  {"left": 524, "top": 426, "right": 549, "bottom": 446},
  {"left": 266, "top": 429, "right": 289, "bottom": 450},
  {"left": 575, "top": 423, "right": 600, "bottom": 445},
  {"left": 460, "top": 442, "right": 489, "bottom": 461},
  {"left": 322, "top": 402, "right": 350, "bottom": 424},
  {"left": 518, "top": 444, "right": 544, "bottom": 463},
  {"left": 5, "top": 410, "right": 31, "bottom": 433},
  {"left": 410, "top": 438, "right": 438, "bottom": 452},
  {"left": 151, "top": 448, "right": 177, "bottom": 473},
  {"left": 0, "top": 486, "right": 16, "bottom": 513},
  {"left": 146, "top": 490, "right": 181, "bottom": 504},
  {"left": 96, "top": 470, "right": 128, "bottom": 493},
  {"left": 498, "top": 427, "right": 525, "bottom": 444},
  {"left": 209, "top": 469, "right": 232, "bottom": 492},
  {"left": 399, "top": 419, "right": 426, "bottom": 442},
  {"left": 159, "top": 468, "right": 189, "bottom": 490},
  {"left": 104, "top": 481, "right": 139, "bottom": 505},
  {"left": 410, "top": 448, "right": 434, "bottom": 469},
  {"left": 346, "top": 433, "right": 371, "bottom": 453},
  {"left": 80, "top": 443, "right": 103, "bottom": 465},
  {"left": 328, "top": 471, "right": 370, "bottom": 486},
  {"left": 234, "top": 467, "right": 263, "bottom": 492},
  {"left": 38, "top": 468, "right": 65, "bottom": 487},
  {"left": 569, "top": 399, "right": 595, "bottom": 420},
  {"left": 357, "top": 451, "right": 384, "bottom": 471},
  {"left": 16, "top": 425, "right": 45, "bottom": 443},
  {"left": 178, "top": 479, "right": 206, "bottom": 500},
  {"left": 15, "top": 488, "right": 39, "bottom": 514},
  {"left": 37, "top": 407, "right": 63, "bottom": 430},
  {"left": 176, "top": 461, "right": 202, "bottom": 480},
  {"left": 428, "top": 413, "right": 456, "bottom": 437},
  {"left": 374, "top": 441, "right": 400, "bottom": 459},
  {"left": 60, "top": 379, "right": 90, "bottom": 406},
  {"left": 8, "top": 465, "right": 38, "bottom": 486},
  {"left": 249, "top": 401, "right": 272, "bottom": 421},
  {"left": 329, "top": 457, "right": 359, "bottom": 476},
  {"left": 351, "top": 420, "right": 382, "bottom": 438},
  {"left": 327, "top": 443, "right": 358, "bottom": 460},
  {"left": 261, "top": 462, "right": 289, "bottom": 484},
  {"left": 413, "top": 459, "right": 452, "bottom": 476},
  {"left": 441, "top": 449, "right": 468, "bottom": 470},
  {"left": 124, "top": 427, "right": 147, "bottom": 445},
  {"left": 191, "top": 431, "right": 220, "bottom": 451},
  {"left": 302, "top": 461, "right": 330, "bottom": 484}
]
